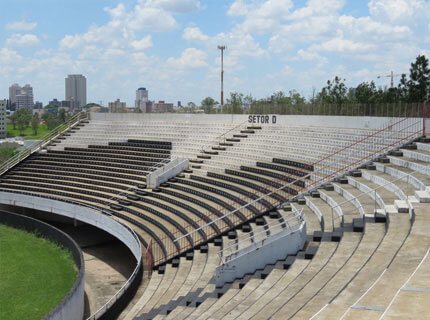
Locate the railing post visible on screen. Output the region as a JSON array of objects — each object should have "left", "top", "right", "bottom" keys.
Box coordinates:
[{"left": 331, "top": 207, "right": 334, "bottom": 231}]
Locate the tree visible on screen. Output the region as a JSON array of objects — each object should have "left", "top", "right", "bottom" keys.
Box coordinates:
[
  {"left": 58, "top": 108, "right": 66, "bottom": 123},
  {"left": 42, "top": 112, "right": 60, "bottom": 130},
  {"left": 318, "top": 76, "right": 348, "bottom": 113},
  {"left": 31, "top": 113, "right": 40, "bottom": 135},
  {"left": 271, "top": 91, "right": 289, "bottom": 114},
  {"left": 398, "top": 73, "right": 409, "bottom": 101},
  {"left": 225, "top": 92, "right": 243, "bottom": 114},
  {"left": 9, "top": 112, "right": 17, "bottom": 130},
  {"left": 135, "top": 106, "right": 143, "bottom": 113},
  {"left": 44, "top": 104, "right": 59, "bottom": 116},
  {"left": 408, "top": 55, "right": 430, "bottom": 102},
  {"left": 242, "top": 94, "right": 254, "bottom": 113},
  {"left": 201, "top": 97, "right": 217, "bottom": 114},
  {"left": 355, "top": 81, "right": 377, "bottom": 105},
  {"left": 15, "top": 109, "right": 32, "bottom": 135}
]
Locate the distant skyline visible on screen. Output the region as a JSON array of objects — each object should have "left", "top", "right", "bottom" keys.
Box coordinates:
[{"left": 1, "top": 0, "right": 429, "bottom": 106}]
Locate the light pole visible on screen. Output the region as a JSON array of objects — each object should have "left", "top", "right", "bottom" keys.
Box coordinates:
[{"left": 218, "top": 45, "right": 226, "bottom": 112}]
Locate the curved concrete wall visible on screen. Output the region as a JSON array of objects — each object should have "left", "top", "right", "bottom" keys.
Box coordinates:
[
  {"left": 0, "top": 211, "right": 85, "bottom": 320},
  {"left": 0, "top": 191, "right": 142, "bottom": 320},
  {"left": 0, "top": 192, "right": 141, "bottom": 260}
]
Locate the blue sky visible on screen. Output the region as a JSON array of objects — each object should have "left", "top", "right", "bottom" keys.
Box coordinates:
[{"left": 1, "top": 0, "right": 429, "bottom": 106}]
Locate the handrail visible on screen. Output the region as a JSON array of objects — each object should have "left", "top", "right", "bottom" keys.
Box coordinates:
[
  {"left": 172, "top": 117, "right": 422, "bottom": 246},
  {"left": 201, "top": 119, "right": 249, "bottom": 153},
  {"left": 222, "top": 217, "right": 305, "bottom": 265},
  {"left": 218, "top": 209, "right": 303, "bottom": 262},
  {"left": 216, "top": 119, "right": 249, "bottom": 142},
  {"left": 0, "top": 111, "right": 89, "bottom": 176},
  {"left": 311, "top": 117, "right": 410, "bottom": 167},
  {"left": 329, "top": 170, "right": 419, "bottom": 229}
]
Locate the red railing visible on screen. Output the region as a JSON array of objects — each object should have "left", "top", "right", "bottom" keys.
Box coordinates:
[{"left": 147, "top": 115, "right": 424, "bottom": 268}]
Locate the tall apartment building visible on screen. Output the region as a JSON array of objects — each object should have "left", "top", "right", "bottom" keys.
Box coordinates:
[
  {"left": 9, "top": 83, "right": 21, "bottom": 106},
  {"left": 108, "top": 99, "right": 126, "bottom": 113},
  {"left": 9, "top": 83, "right": 34, "bottom": 110},
  {"left": 65, "top": 74, "right": 87, "bottom": 109},
  {"left": 0, "top": 99, "right": 6, "bottom": 139},
  {"left": 135, "top": 87, "right": 149, "bottom": 112}
]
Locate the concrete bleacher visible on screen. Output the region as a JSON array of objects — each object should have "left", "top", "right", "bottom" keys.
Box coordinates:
[
  {"left": 0, "top": 113, "right": 428, "bottom": 319},
  {"left": 136, "top": 139, "right": 427, "bottom": 320}
]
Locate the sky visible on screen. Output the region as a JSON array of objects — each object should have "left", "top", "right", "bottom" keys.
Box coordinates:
[{"left": 1, "top": 0, "right": 429, "bottom": 106}]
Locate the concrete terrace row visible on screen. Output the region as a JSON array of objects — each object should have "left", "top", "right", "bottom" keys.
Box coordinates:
[{"left": 129, "top": 137, "right": 430, "bottom": 320}]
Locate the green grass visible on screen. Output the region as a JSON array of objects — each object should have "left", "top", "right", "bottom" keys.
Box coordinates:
[
  {"left": 0, "top": 224, "right": 78, "bottom": 320},
  {"left": 7, "top": 123, "right": 51, "bottom": 140}
]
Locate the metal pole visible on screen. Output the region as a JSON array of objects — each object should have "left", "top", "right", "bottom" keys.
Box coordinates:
[
  {"left": 218, "top": 45, "right": 226, "bottom": 112},
  {"left": 390, "top": 70, "right": 394, "bottom": 88}
]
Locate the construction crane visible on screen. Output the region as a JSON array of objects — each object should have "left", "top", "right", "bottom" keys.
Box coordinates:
[{"left": 377, "top": 71, "right": 401, "bottom": 88}]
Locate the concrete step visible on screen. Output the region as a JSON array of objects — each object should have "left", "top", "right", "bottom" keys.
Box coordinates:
[
  {"left": 384, "top": 204, "right": 398, "bottom": 215},
  {"left": 394, "top": 200, "right": 409, "bottom": 213},
  {"left": 415, "top": 190, "right": 430, "bottom": 203}
]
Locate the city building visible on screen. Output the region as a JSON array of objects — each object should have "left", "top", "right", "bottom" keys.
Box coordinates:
[
  {"left": 8, "top": 84, "right": 21, "bottom": 107},
  {"left": 16, "top": 85, "right": 34, "bottom": 110},
  {"left": 0, "top": 99, "right": 6, "bottom": 139},
  {"left": 48, "top": 99, "right": 62, "bottom": 108},
  {"left": 9, "top": 84, "right": 34, "bottom": 110},
  {"left": 34, "top": 101, "right": 43, "bottom": 109},
  {"left": 153, "top": 101, "right": 174, "bottom": 113},
  {"left": 143, "top": 101, "right": 153, "bottom": 113},
  {"left": 135, "top": 87, "right": 149, "bottom": 112},
  {"left": 61, "top": 100, "right": 72, "bottom": 109},
  {"left": 108, "top": 99, "right": 127, "bottom": 113},
  {"left": 65, "top": 74, "right": 87, "bottom": 109}
]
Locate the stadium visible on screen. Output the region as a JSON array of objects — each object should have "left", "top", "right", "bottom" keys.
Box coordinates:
[{"left": 0, "top": 106, "right": 429, "bottom": 320}]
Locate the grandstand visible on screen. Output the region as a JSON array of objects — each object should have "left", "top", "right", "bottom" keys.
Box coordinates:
[{"left": 0, "top": 111, "right": 429, "bottom": 319}]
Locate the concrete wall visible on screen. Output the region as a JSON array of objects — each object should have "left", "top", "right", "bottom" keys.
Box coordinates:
[
  {"left": 0, "top": 192, "right": 142, "bottom": 320},
  {"left": 0, "top": 211, "right": 85, "bottom": 320},
  {"left": 146, "top": 158, "right": 189, "bottom": 188},
  {"left": 90, "top": 112, "right": 420, "bottom": 131},
  {"left": 214, "top": 220, "right": 306, "bottom": 287},
  {"left": 0, "top": 192, "right": 141, "bottom": 261}
]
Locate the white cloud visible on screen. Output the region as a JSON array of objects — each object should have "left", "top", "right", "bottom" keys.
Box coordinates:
[
  {"left": 152, "top": 0, "right": 201, "bottom": 13},
  {"left": 228, "top": 0, "right": 294, "bottom": 33},
  {"left": 368, "top": 0, "right": 430, "bottom": 22},
  {"left": 166, "top": 48, "right": 208, "bottom": 69},
  {"left": 5, "top": 20, "right": 37, "bottom": 31},
  {"left": 305, "top": 0, "right": 345, "bottom": 14},
  {"left": 338, "top": 15, "right": 411, "bottom": 40},
  {"left": 183, "top": 27, "right": 209, "bottom": 41},
  {"left": 131, "top": 35, "right": 153, "bottom": 50},
  {"left": 128, "top": 5, "right": 177, "bottom": 31},
  {"left": 312, "top": 37, "right": 376, "bottom": 53},
  {"left": 254, "top": 0, "right": 294, "bottom": 19},
  {"left": 227, "top": 0, "right": 250, "bottom": 16},
  {"left": 0, "top": 48, "right": 21, "bottom": 64},
  {"left": 104, "top": 3, "right": 127, "bottom": 19},
  {"left": 6, "top": 34, "right": 40, "bottom": 47}
]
